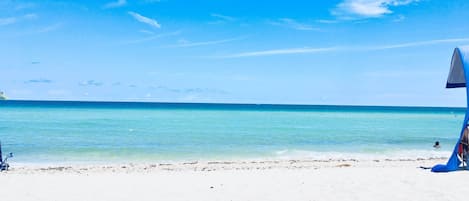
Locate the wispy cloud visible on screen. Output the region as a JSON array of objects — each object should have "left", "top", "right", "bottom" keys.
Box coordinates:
[
  {"left": 367, "top": 38, "right": 469, "bottom": 50},
  {"left": 361, "top": 70, "right": 440, "bottom": 78},
  {"left": 208, "top": 13, "right": 237, "bottom": 25},
  {"left": 220, "top": 37, "right": 469, "bottom": 58},
  {"left": 0, "top": 13, "right": 37, "bottom": 26},
  {"left": 167, "top": 37, "right": 244, "bottom": 48},
  {"left": 332, "top": 0, "right": 419, "bottom": 19},
  {"left": 0, "top": 17, "right": 16, "bottom": 26},
  {"left": 211, "top": 13, "right": 236, "bottom": 22},
  {"left": 24, "top": 79, "right": 52, "bottom": 84},
  {"left": 128, "top": 11, "right": 161, "bottom": 28},
  {"left": 268, "top": 18, "right": 318, "bottom": 31},
  {"left": 15, "top": 2, "right": 36, "bottom": 10},
  {"left": 37, "top": 23, "right": 62, "bottom": 33},
  {"left": 317, "top": 19, "right": 339, "bottom": 24},
  {"left": 221, "top": 47, "right": 339, "bottom": 58},
  {"left": 79, "top": 80, "right": 104, "bottom": 87},
  {"left": 121, "top": 31, "right": 180, "bottom": 45},
  {"left": 139, "top": 29, "right": 154, "bottom": 35},
  {"left": 23, "top": 13, "right": 37, "bottom": 20},
  {"left": 12, "top": 22, "right": 62, "bottom": 37},
  {"left": 104, "top": 0, "right": 127, "bottom": 8},
  {"left": 393, "top": 14, "right": 406, "bottom": 22}
]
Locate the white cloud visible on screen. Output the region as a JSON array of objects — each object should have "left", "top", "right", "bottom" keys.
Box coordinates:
[
  {"left": 361, "top": 70, "right": 440, "bottom": 78},
  {"left": 332, "top": 0, "right": 419, "bottom": 19},
  {"left": 317, "top": 19, "right": 339, "bottom": 24},
  {"left": 0, "top": 13, "right": 37, "bottom": 26},
  {"left": 221, "top": 47, "right": 339, "bottom": 58},
  {"left": 0, "top": 17, "right": 16, "bottom": 26},
  {"left": 368, "top": 38, "right": 469, "bottom": 50},
  {"left": 128, "top": 11, "right": 161, "bottom": 28},
  {"left": 167, "top": 37, "right": 243, "bottom": 48},
  {"left": 211, "top": 13, "right": 236, "bottom": 22},
  {"left": 15, "top": 2, "right": 36, "bottom": 10},
  {"left": 220, "top": 37, "right": 469, "bottom": 58},
  {"left": 139, "top": 30, "right": 154, "bottom": 35},
  {"left": 208, "top": 13, "right": 237, "bottom": 25},
  {"left": 268, "top": 18, "right": 318, "bottom": 31},
  {"left": 23, "top": 13, "right": 38, "bottom": 20},
  {"left": 37, "top": 23, "right": 62, "bottom": 33},
  {"left": 121, "top": 31, "right": 180, "bottom": 45},
  {"left": 104, "top": 0, "right": 127, "bottom": 8},
  {"left": 393, "top": 14, "right": 406, "bottom": 22}
]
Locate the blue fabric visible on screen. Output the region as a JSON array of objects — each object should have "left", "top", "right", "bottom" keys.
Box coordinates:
[
  {"left": 432, "top": 47, "right": 469, "bottom": 172},
  {"left": 446, "top": 82, "right": 466, "bottom": 88},
  {"left": 431, "top": 164, "right": 450, "bottom": 172}
]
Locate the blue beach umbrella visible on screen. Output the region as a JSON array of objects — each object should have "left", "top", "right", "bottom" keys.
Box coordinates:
[{"left": 432, "top": 46, "right": 469, "bottom": 172}]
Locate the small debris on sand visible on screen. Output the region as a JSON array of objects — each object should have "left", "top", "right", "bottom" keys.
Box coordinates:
[{"left": 336, "top": 164, "right": 351, "bottom": 168}]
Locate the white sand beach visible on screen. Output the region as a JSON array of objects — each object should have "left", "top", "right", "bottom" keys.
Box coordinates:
[{"left": 0, "top": 158, "right": 463, "bottom": 201}]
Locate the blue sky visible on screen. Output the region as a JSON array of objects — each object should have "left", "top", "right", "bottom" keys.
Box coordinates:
[{"left": 1, "top": 0, "right": 469, "bottom": 106}]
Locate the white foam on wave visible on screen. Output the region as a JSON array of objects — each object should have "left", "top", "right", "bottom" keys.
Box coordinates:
[{"left": 272, "top": 149, "right": 451, "bottom": 161}]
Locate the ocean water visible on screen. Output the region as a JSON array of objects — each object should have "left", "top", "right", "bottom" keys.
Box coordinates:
[{"left": 0, "top": 100, "right": 464, "bottom": 164}]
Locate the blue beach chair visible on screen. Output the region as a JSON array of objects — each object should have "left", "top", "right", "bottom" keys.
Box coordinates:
[{"left": 0, "top": 141, "right": 13, "bottom": 171}]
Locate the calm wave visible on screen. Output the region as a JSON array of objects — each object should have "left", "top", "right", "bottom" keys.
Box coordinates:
[{"left": 0, "top": 100, "right": 464, "bottom": 164}]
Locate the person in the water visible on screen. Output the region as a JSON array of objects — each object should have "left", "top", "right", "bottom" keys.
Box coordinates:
[{"left": 433, "top": 141, "right": 440, "bottom": 149}]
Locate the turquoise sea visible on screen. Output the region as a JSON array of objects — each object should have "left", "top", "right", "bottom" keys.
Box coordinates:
[{"left": 0, "top": 100, "right": 464, "bottom": 164}]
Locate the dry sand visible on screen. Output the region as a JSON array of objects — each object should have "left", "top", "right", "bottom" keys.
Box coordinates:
[{"left": 0, "top": 158, "right": 464, "bottom": 201}]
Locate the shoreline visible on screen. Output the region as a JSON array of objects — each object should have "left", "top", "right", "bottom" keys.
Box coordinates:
[
  {"left": 6, "top": 149, "right": 452, "bottom": 167},
  {"left": 4, "top": 157, "right": 447, "bottom": 174}
]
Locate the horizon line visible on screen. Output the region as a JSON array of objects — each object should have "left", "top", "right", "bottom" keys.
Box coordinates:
[{"left": 1, "top": 99, "right": 465, "bottom": 109}]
